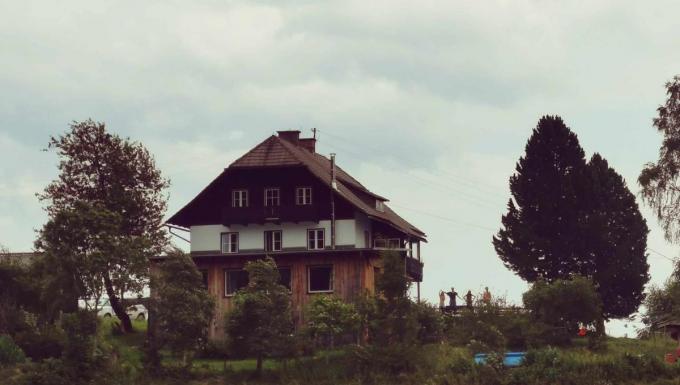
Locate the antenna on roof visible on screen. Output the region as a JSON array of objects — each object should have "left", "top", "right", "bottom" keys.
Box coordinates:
[{"left": 312, "top": 127, "right": 317, "bottom": 139}]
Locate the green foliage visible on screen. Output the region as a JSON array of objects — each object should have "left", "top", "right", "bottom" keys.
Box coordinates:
[
  {"left": 640, "top": 75, "right": 680, "bottom": 242},
  {"left": 523, "top": 276, "right": 602, "bottom": 337},
  {"left": 154, "top": 249, "right": 215, "bottom": 367},
  {"left": 370, "top": 251, "right": 419, "bottom": 347},
  {"left": 225, "top": 257, "right": 294, "bottom": 373},
  {"left": 0, "top": 335, "right": 25, "bottom": 366},
  {"left": 585, "top": 153, "right": 649, "bottom": 319},
  {"left": 306, "top": 295, "right": 360, "bottom": 348},
  {"left": 13, "top": 326, "right": 65, "bottom": 361},
  {"left": 495, "top": 115, "right": 649, "bottom": 322},
  {"left": 37, "top": 120, "right": 170, "bottom": 331},
  {"left": 445, "top": 295, "right": 528, "bottom": 351},
  {"left": 61, "top": 310, "right": 99, "bottom": 379},
  {"left": 412, "top": 301, "right": 444, "bottom": 344},
  {"left": 642, "top": 277, "right": 680, "bottom": 333}
]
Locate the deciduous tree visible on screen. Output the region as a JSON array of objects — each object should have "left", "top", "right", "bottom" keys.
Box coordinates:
[
  {"left": 37, "top": 120, "right": 169, "bottom": 332},
  {"left": 639, "top": 76, "right": 680, "bottom": 242},
  {"left": 154, "top": 249, "right": 215, "bottom": 368},
  {"left": 225, "top": 257, "right": 293, "bottom": 375}
]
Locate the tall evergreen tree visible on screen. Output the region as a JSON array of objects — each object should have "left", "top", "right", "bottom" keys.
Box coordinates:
[
  {"left": 493, "top": 115, "right": 589, "bottom": 281},
  {"left": 495, "top": 116, "right": 649, "bottom": 329},
  {"left": 585, "top": 154, "right": 649, "bottom": 320}
]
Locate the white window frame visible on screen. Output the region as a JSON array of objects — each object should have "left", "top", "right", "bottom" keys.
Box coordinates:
[
  {"left": 307, "top": 229, "right": 325, "bottom": 250},
  {"left": 296, "top": 187, "right": 312, "bottom": 205},
  {"left": 232, "top": 189, "right": 248, "bottom": 208},
  {"left": 307, "top": 265, "right": 333, "bottom": 293},
  {"left": 375, "top": 200, "right": 385, "bottom": 212},
  {"left": 264, "top": 188, "right": 280, "bottom": 207},
  {"left": 264, "top": 230, "right": 282, "bottom": 252},
  {"left": 221, "top": 232, "right": 239, "bottom": 253},
  {"left": 373, "top": 238, "right": 402, "bottom": 249}
]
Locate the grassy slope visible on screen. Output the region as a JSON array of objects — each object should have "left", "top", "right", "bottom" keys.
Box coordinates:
[{"left": 103, "top": 325, "right": 680, "bottom": 385}]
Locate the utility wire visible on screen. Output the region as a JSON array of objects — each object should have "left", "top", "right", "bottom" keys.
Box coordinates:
[
  {"left": 320, "top": 140, "right": 501, "bottom": 211},
  {"left": 389, "top": 202, "right": 498, "bottom": 233},
  {"left": 648, "top": 248, "right": 677, "bottom": 262},
  {"left": 316, "top": 128, "right": 507, "bottom": 199}
]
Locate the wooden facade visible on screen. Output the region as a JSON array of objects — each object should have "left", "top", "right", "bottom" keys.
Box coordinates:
[
  {"left": 164, "top": 130, "right": 426, "bottom": 341},
  {"left": 194, "top": 250, "right": 382, "bottom": 339}
]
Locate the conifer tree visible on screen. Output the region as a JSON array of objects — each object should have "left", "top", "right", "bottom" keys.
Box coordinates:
[
  {"left": 585, "top": 154, "right": 649, "bottom": 320},
  {"left": 495, "top": 116, "right": 649, "bottom": 329},
  {"left": 493, "top": 115, "right": 589, "bottom": 281}
]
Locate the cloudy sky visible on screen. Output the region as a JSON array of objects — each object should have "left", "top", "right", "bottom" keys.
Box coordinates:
[{"left": 2, "top": 0, "right": 679, "bottom": 335}]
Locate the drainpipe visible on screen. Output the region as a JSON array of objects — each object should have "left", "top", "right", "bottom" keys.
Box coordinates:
[{"left": 330, "top": 153, "right": 336, "bottom": 250}]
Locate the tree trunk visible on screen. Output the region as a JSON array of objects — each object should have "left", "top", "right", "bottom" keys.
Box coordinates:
[
  {"left": 104, "top": 273, "right": 133, "bottom": 333},
  {"left": 256, "top": 355, "right": 263, "bottom": 376},
  {"left": 595, "top": 317, "right": 606, "bottom": 336}
]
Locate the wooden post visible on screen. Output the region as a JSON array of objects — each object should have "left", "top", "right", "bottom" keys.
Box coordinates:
[{"left": 416, "top": 240, "right": 421, "bottom": 302}]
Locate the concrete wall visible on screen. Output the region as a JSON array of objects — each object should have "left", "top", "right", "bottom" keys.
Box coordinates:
[{"left": 190, "top": 219, "right": 357, "bottom": 252}]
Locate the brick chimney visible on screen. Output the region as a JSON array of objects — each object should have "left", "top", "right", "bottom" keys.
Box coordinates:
[
  {"left": 299, "top": 138, "right": 316, "bottom": 153},
  {"left": 277, "top": 130, "right": 300, "bottom": 144}
]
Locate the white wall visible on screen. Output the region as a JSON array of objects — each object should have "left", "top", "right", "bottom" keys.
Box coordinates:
[
  {"left": 190, "top": 219, "right": 357, "bottom": 252},
  {"left": 354, "top": 212, "right": 371, "bottom": 248}
]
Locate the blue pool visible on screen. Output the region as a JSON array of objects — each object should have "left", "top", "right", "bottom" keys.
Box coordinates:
[{"left": 474, "top": 352, "right": 526, "bottom": 367}]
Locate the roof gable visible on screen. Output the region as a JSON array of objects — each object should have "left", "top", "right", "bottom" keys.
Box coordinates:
[{"left": 167, "top": 134, "right": 425, "bottom": 240}]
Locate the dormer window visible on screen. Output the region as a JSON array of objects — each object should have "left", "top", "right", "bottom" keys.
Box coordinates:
[
  {"left": 296, "top": 187, "right": 312, "bottom": 205},
  {"left": 375, "top": 200, "right": 385, "bottom": 212},
  {"left": 232, "top": 190, "right": 248, "bottom": 207},
  {"left": 264, "top": 188, "right": 280, "bottom": 206}
]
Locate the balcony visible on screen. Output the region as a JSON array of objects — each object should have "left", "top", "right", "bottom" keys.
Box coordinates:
[
  {"left": 221, "top": 204, "right": 322, "bottom": 225},
  {"left": 405, "top": 255, "right": 423, "bottom": 282}
]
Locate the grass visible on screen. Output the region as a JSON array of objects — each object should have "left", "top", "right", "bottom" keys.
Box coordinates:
[{"left": 99, "top": 321, "right": 680, "bottom": 385}]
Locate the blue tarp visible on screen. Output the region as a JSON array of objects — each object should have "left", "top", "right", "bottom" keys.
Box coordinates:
[{"left": 474, "top": 352, "right": 526, "bottom": 367}]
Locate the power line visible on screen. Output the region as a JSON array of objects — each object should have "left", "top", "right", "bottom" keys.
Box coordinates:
[
  {"left": 648, "top": 248, "right": 677, "bottom": 263},
  {"left": 316, "top": 128, "right": 507, "bottom": 199},
  {"left": 319, "top": 140, "right": 502, "bottom": 211},
  {"left": 389, "top": 202, "right": 498, "bottom": 233}
]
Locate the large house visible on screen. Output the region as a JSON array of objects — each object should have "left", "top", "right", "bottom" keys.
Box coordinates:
[{"left": 166, "top": 130, "right": 426, "bottom": 339}]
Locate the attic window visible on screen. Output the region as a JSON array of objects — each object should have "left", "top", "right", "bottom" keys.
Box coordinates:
[
  {"left": 232, "top": 190, "right": 248, "bottom": 207},
  {"left": 264, "top": 188, "right": 280, "bottom": 206},
  {"left": 375, "top": 200, "right": 385, "bottom": 212},
  {"left": 296, "top": 187, "right": 312, "bottom": 205}
]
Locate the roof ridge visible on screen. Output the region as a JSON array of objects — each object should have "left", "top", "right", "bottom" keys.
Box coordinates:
[{"left": 229, "top": 135, "right": 278, "bottom": 167}]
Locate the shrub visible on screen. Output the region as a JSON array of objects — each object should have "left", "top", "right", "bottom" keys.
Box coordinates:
[
  {"left": 0, "top": 334, "right": 25, "bottom": 366},
  {"left": 13, "top": 326, "right": 65, "bottom": 361},
  {"left": 413, "top": 301, "right": 444, "bottom": 344},
  {"left": 523, "top": 276, "right": 602, "bottom": 337},
  {"left": 305, "top": 294, "right": 360, "bottom": 349}
]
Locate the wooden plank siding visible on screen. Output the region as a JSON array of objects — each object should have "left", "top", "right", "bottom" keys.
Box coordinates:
[{"left": 194, "top": 252, "right": 380, "bottom": 340}]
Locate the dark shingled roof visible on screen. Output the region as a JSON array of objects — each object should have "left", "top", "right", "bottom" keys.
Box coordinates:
[{"left": 167, "top": 134, "right": 425, "bottom": 240}]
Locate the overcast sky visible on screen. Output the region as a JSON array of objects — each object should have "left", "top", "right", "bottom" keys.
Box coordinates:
[{"left": 1, "top": 0, "right": 679, "bottom": 336}]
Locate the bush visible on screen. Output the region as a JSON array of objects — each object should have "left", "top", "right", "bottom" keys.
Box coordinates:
[
  {"left": 197, "top": 340, "right": 229, "bottom": 359},
  {"left": 523, "top": 276, "right": 602, "bottom": 336},
  {"left": 0, "top": 334, "right": 25, "bottom": 366},
  {"left": 413, "top": 301, "right": 444, "bottom": 344},
  {"left": 305, "top": 295, "right": 360, "bottom": 349},
  {"left": 12, "top": 327, "right": 64, "bottom": 361}
]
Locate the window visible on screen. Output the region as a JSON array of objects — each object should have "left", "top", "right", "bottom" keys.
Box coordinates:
[
  {"left": 296, "top": 187, "right": 312, "bottom": 205},
  {"left": 264, "top": 188, "right": 280, "bottom": 206},
  {"left": 308, "top": 265, "right": 333, "bottom": 293},
  {"left": 200, "top": 269, "right": 209, "bottom": 290},
  {"left": 307, "top": 229, "right": 325, "bottom": 250},
  {"left": 278, "top": 267, "right": 291, "bottom": 290},
  {"left": 264, "top": 230, "right": 282, "bottom": 252},
  {"left": 232, "top": 189, "right": 248, "bottom": 207},
  {"left": 375, "top": 200, "right": 385, "bottom": 212},
  {"left": 225, "top": 269, "right": 249, "bottom": 296},
  {"left": 373, "top": 238, "right": 401, "bottom": 249},
  {"left": 221, "top": 232, "right": 239, "bottom": 253}
]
